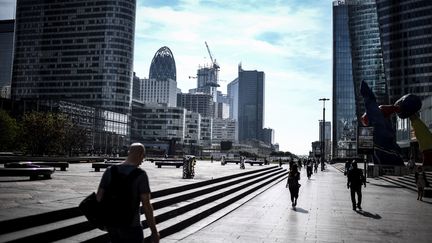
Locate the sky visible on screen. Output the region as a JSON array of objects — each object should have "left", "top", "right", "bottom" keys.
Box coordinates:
[{"left": 0, "top": 0, "right": 334, "bottom": 156}]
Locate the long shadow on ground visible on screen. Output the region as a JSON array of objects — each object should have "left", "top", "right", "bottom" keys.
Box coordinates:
[{"left": 355, "top": 210, "right": 381, "bottom": 219}]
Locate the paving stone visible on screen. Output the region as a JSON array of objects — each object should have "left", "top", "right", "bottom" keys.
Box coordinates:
[{"left": 179, "top": 166, "right": 432, "bottom": 243}]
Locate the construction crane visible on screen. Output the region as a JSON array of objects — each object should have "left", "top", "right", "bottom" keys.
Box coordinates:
[{"left": 205, "top": 41, "right": 220, "bottom": 71}]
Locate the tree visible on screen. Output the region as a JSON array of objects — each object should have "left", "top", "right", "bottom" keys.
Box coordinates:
[
  {"left": 20, "top": 111, "right": 89, "bottom": 156},
  {"left": 62, "top": 122, "right": 88, "bottom": 156},
  {"left": 0, "top": 109, "right": 19, "bottom": 151}
]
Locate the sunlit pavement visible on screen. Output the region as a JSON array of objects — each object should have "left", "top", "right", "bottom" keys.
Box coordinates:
[{"left": 174, "top": 165, "right": 432, "bottom": 243}]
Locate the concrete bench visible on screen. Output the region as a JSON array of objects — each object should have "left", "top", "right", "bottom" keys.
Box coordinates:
[
  {"left": 245, "top": 160, "right": 264, "bottom": 166},
  {"left": 155, "top": 161, "right": 183, "bottom": 168},
  {"left": 224, "top": 160, "right": 240, "bottom": 164},
  {"left": 0, "top": 167, "right": 55, "bottom": 180},
  {"left": 5, "top": 161, "right": 69, "bottom": 171},
  {"left": 91, "top": 162, "right": 121, "bottom": 172}
]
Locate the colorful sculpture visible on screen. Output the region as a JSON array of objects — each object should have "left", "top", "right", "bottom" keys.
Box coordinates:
[
  {"left": 360, "top": 81, "right": 404, "bottom": 166},
  {"left": 361, "top": 81, "right": 432, "bottom": 166},
  {"left": 394, "top": 94, "right": 432, "bottom": 167}
]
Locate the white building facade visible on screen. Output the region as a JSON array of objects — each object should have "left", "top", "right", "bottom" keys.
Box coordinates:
[
  {"left": 212, "top": 118, "right": 236, "bottom": 144},
  {"left": 139, "top": 78, "right": 177, "bottom": 107}
]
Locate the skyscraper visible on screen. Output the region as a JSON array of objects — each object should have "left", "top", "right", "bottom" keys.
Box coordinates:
[
  {"left": 319, "top": 121, "right": 332, "bottom": 161},
  {"left": 227, "top": 78, "right": 239, "bottom": 121},
  {"left": 149, "top": 46, "right": 176, "bottom": 81},
  {"left": 347, "top": 0, "right": 389, "bottom": 118},
  {"left": 227, "top": 78, "right": 239, "bottom": 142},
  {"left": 11, "top": 0, "right": 136, "bottom": 114},
  {"left": 237, "top": 65, "right": 265, "bottom": 142},
  {"left": 332, "top": 0, "right": 357, "bottom": 159},
  {"left": 376, "top": 0, "right": 432, "bottom": 104},
  {"left": 0, "top": 19, "right": 14, "bottom": 99},
  {"left": 376, "top": 0, "right": 432, "bottom": 157}
]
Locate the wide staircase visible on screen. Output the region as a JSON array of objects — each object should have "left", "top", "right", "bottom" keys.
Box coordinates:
[{"left": 0, "top": 166, "right": 287, "bottom": 243}]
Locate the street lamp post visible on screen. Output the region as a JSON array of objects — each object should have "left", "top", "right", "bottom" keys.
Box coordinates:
[{"left": 319, "top": 98, "right": 330, "bottom": 171}]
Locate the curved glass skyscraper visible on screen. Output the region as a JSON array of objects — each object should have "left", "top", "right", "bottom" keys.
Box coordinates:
[
  {"left": 12, "top": 0, "right": 136, "bottom": 114},
  {"left": 347, "top": 0, "right": 389, "bottom": 119},
  {"left": 149, "top": 46, "right": 176, "bottom": 81}
]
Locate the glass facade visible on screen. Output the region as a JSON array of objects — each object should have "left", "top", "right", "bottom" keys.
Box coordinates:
[
  {"left": 376, "top": 0, "right": 432, "bottom": 104},
  {"left": 332, "top": 1, "right": 357, "bottom": 159},
  {"left": 376, "top": 0, "right": 432, "bottom": 154},
  {"left": 237, "top": 66, "right": 265, "bottom": 142},
  {"left": 11, "top": 0, "right": 136, "bottom": 114},
  {"left": 149, "top": 46, "right": 176, "bottom": 81},
  {"left": 0, "top": 20, "right": 14, "bottom": 92},
  {"left": 227, "top": 77, "right": 239, "bottom": 142},
  {"left": 347, "top": 0, "right": 389, "bottom": 118},
  {"left": 131, "top": 100, "right": 185, "bottom": 142},
  {"left": 1, "top": 98, "right": 130, "bottom": 155}
]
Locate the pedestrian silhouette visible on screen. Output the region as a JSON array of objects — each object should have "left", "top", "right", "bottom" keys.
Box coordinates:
[
  {"left": 415, "top": 166, "right": 429, "bottom": 201},
  {"left": 286, "top": 164, "right": 301, "bottom": 208},
  {"left": 96, "top": 143, "right": 160, "bottom": 243},
  {"left": 347, "top": 162, "right": 366, "bottom": 210}
]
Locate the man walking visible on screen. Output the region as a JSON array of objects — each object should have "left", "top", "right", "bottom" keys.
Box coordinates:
[
  {"left": 347, "top": 162, "right": 366, "bottom": 210},
  {"left": 96, "top": 143, "right": 159, "bottom": 243}
]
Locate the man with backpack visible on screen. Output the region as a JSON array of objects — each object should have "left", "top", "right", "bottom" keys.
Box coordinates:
[
  {"left": 96, "top": 143, "right": 159, "bottom": 243},
  {"left": 347, "top": 162, "right": 366, "bottom": 210}
]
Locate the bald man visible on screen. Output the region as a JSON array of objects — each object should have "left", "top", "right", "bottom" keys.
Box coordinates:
[{"left": 97, "top": 143, "right": 159, "bottom": 243}]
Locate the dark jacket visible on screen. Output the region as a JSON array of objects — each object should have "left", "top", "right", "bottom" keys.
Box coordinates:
[{"left": 347, "top": 168, "right": 365, "bottom": 188}]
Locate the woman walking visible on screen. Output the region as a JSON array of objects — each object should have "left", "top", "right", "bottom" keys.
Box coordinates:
[
  {"left": 415, "top": 166, "right": 429, "bottom": 201},
  {"left": 286, "top": 164, "right": 301, "bottom": 207}
]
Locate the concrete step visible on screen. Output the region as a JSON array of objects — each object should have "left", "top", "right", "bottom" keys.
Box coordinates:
[
  {"left": 0, "top": 166, "right": 285, "bottom": 242},
  {"left": 331, "top": 163, "right": 345, "bottom": 173},
  {"left": 75, "top": 169, "right": 287, "bottom": 242},
  {"left": 151, "top": 167, "right": 282, "bottom": 209},
  {"left": 380, "top": 175, "right": 418, "bottom": 192},
  {"left": 155, "top": 172, "right": 288, "bottom": 241},
  {"left": 379, "top": 175, "right": 432, "bottom": 197}
]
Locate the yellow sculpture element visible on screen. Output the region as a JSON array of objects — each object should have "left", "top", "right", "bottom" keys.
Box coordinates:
[
  {"left": 410, "top": 115, "right": 432, "bottom": 151},
  {"left": 410, "top": 114, "right": 432, "bottom": 166}
]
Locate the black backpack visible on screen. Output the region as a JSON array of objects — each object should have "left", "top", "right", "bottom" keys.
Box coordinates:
[{"left": 101, "top": 165, "right": 144, "bottom": 227}]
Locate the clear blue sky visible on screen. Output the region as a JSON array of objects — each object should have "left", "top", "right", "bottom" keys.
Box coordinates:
[{"left": 0, "top": 0, "right": 333, "bottom": 156}]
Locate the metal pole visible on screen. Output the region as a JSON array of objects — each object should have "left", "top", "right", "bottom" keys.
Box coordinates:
[{"left": 319, "top": 98, "right": 329, "bottom": 171}]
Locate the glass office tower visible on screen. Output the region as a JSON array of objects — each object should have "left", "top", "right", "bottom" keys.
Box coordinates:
[
  {"left": 376, "top": 0, "right": 432, "bottom": 104},
  {"left": 332, "top": 1, "right": 357, "bottom": 159},
  {"left": 376, "top": 0, "right": 432, "bottom": 157},
  {"left": 12, "top": 0, "right": 136, "bottom": 114},
  {"left": 0, "top": 19, "right": 14, "bottom": 97},
  {"left": 237, "top": 65, "right": 265, "bottom": 142},
  {"left": 347, "top": 0, "right": 389, "bottom": 119}
]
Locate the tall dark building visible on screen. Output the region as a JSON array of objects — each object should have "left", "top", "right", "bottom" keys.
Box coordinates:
[
  {"left": 376, "top": 0, "right": 432, "bottom": 104},
  {"left": 332, "top": 1, "right": 357, "bottom": 159},
  {"left": 132, "top": 72, "right": 140, "bottom": 101},
  {"left": 0, "top": 19, "right": 14, "bottom": 98},
  {"left": 347, "top": 0, "right": 389, "bottom": 119},
  {"left": 376, "top": 0, "right": 432, "bottom": 156},
  {"left": 149, "top": 46, "right": 176, "bottom": 81},
  {"left": 238, "top": 65, "right": 265, "bottom": 142},
  {"left": 11, "top": 0, "right": 136, "bottom": 114}
]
